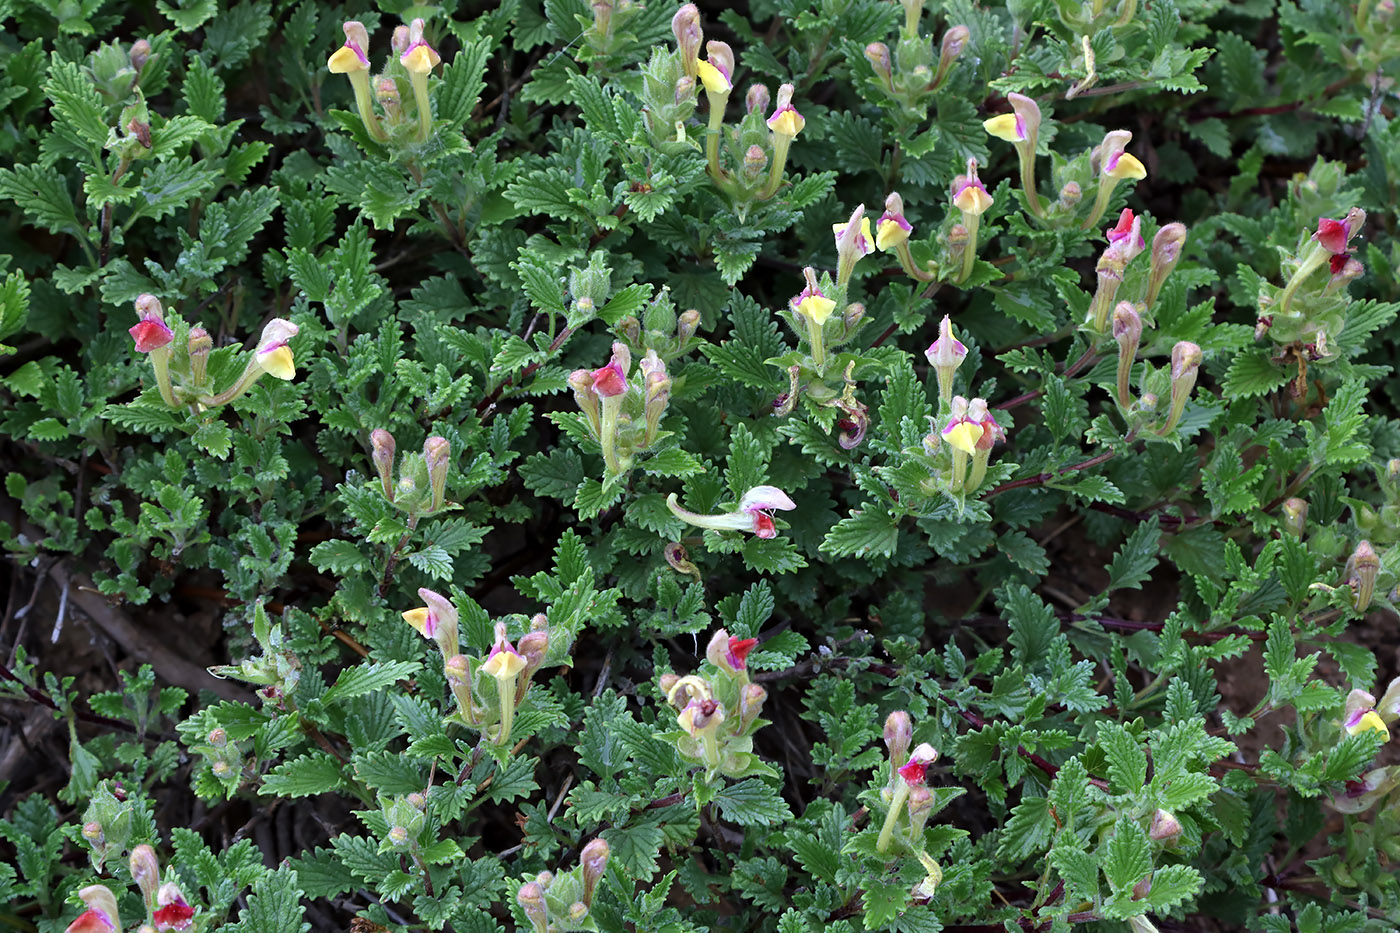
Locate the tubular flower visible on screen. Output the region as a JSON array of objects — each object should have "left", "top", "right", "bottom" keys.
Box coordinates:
[
  {"left": 924, "top": 315, "right": 967, "bottom": 403},
  {"left": 1084, "top": 130, "right": 1145, "bottom": 229},
  {"left": 327, "top": 21, "right": 387, "bottom": 142},
  {"left": 129, "top": 296, "right": 173, "bottom": 353},
  {"left": 590, "top": 345, "right": 630, "bottom": 397},
  {"left": 707, "top": 628, "right": 758, "bottom": 673},
  {"left": 1279, "top": 208, "right": 1367, "bottom": 314},
  {"left": 1105, "top": 208, "right": 1146, "bottom": 257},
  {"left": 672, "top": 4, "right": 702, "bottom": 79},
  {"left": 982, "top": 93, "right": 1043, "bottom": 215},
  {"left": 897, "top": 743, "right": 938, "bottom": 785},
  {"left": 791, "top": 266, "right": 836, "bottom": 368},
  {"left": 876, "top": 193, "right": 913, "bottom": 251},
  {"left": 483, "top": 623, "right": 527, "bottom": 680},
  {"left": 877, "top": 742, "right": 938, "bottom": 853},
  {"left": 402, "top": 587, "right": 461, "bottom": 660},
  {"left": 666, "top": 484, "right": 796, "bottom": 539},
  {"left": 153, "top": 883, "right": 194, "bottom": 932},
  {"left": 588, "top": 342, "right": 632, "bottom": 475},
  {"left": 253, "top": 319, "right": 298, "bottom": 380},
  {"left": 696, "top": 40, "right": 733, "bottom": 94},
  {"left": 832, "top": 203, "right": 874, "bottom": 289},
  {"left": 766, "top": 83, "right": 804, "bottom": 138},
  {"left": 66, "top": 886, "right": 121, "bottom": 933},
  {"left": 950, "top": 159, "right": 992, "bottom": 216}
]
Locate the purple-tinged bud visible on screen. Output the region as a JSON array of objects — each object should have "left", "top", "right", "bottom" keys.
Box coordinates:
[
  {"left": 906, "top": 785, "right": 934, "bottom": 836},
  {"left": 392, "top": 25, "right": 410, "bottom": 55},
  {"left": 865, "top": 42, "right": 893, "bottom": 87},
  {"left": 745, "top": 84, "right": 770, "bottom": 114},
  {"left": 658, "top": 672, "right": 681, "bottom": 699},
  {"left": 406, "top": 791, "right": 427, "bottom": 809},
  {"left": 128, "top": 118, "right": 151, "bottom": 149},
  {"left": 743, "top": 144, "right": 767, "bottom": 180},
  {"left": 615, "top": 315, "right": 641, "bottom": 345},
  {"left": 530, "top": 612, "right": 548, "bottom": 631},
  {"left": 1159, "top": 341, "right": 1201, "bottom": 434},
  {"left": 1347, "top": 540, "right": 1380, "bottom": 611},
  {"left": 207, "top": 727, "right": 227, "bottom": 748},
  {"left": 739, "top": 682, "right": 767, "bottom": 729},
  {"left": 1058, "top": 181, "right": 1082, "bottom": 210},
  {"left": 211, "top": 760, "right": 234, "bottom": 778},
  {"left": 580, "top": 838, "right": 610, "bottom": 907},
  {"left": 387, "top": 825, "right": 410, "bottom": 847},
  {"left": 187, "top": 326, "right": 212, "bottom": 385},
  {"left": 677, "top": 309, "right": 700, "bottom": 343},
  {"left": 130, "top": 39, "right": 152, "bottom": 73},
  {"left": 131, "top": 843, "right": 161, "bottom": 908},
  {"left": 1132, "top": 874, "right": 1152, "bottom": 900},
  {"left": 568, "top": 369, "right": 602, "bottom": 436},
  {"left": 933, "top": 25, "right": 970, "bottom": 87},
  {"left": 82, "top": 821, "right": 105, "bottom": 845},
  {"left": 1149, "top": 809, "right": 1181, "bottom": 843},
  {"left": 843, "top": 302, "right": 866, "bottom": 332},
  {"left": 370, "top": 429, "right": 396, "bottom": 500},
  {"left": 375, "top": 75, "right": 402, "bottom": 123},
  {"left": 1326, "top": 256, "right": 1365, "bottom": 295},
  {"left": 535, "top": 871, "right": 555, "bottom": 887},
  {"left": 1146, "top": 222, "right": 1187, "bottom": 309},
  {"left": 1282, "top": 498, "right": 1308, "bottom": 537},
  {"left": 672, "top": 4, "right": 702, "bottom": 78},
  {"left": 674, "top": 75, "right": 695, "bottom": 103},
  {"left": 423, "top": 435, "right": 451, "bottom": 511},
  {"left": 1112, "top": 303, "right": 1142, "bottom": 408},
  {"left": 884, "top": 711, "right": 914, "bottom": 770}
]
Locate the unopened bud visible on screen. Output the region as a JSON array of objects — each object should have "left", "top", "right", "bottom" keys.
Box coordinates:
[
  {"left": 406, "top": 792, "right": 427, "bottom": 809},
  {"left": 375, "top": 76, "right": 402, "bottom": 122},
  {"left": 82, "top": 821, "right": 104, "bottom": 845},
  {"left": 370, "top": 429, "right": 396, "bottom": 500},
  {"left": 1348, "top": 540, "right": 1380, "bottom": 611},
  {"left": 865, "top": 42, "right": 893, "bottom": 86},
  {"left": 128, "top": 118, "right": 152, "bottom": 149},
  {"left": 1146, "top": 222, "right": 1187, "bottom": 308},
  {"left": 392, "top": 25, "right": 410, "bottom": 55},
  {"left": 1132, "top": 874, "right": 1152, "bottom": 900},
  {"left": 530, "top": 612, "right": 548, "bottom": 630},
  {"left": 1160, "top": 341, "right": 1201, "bottom": 434},
  {"left": 739, "top": 682, "right": 767, "bottom": 728},
  {"left": 1058, "top": 181, "right": 1082, "bottom": 210},
  {"left": 424, "top": 435, "right": 451, "bottom": 511},
  {"left": 518, "top": 881, "right": 549, "bottom": 933},
  {"left": 616, "top": 315, "right": 641, "bottom": 344},
  {"left": 185, "top": 326, "right": 212, "bottom": 385},
  {"left": 672, "top": 4, "right": 702, "bottom": 78},
  {"left": 535, "top": 871, "right": 555, "bottom": 887},
  {"left": 674, "top": 75, "right": 695, "bottom": 103},
  {"left": 743, "top": 143, "right": 767, "bottom": 180},
  {"left": 569, "top": 902, "right": 589, "bottom": 922},
  {"left": 677, "top": 309, "right": 700, "bottom": 343},
  {"left": 658, "top": 672, "right": 681, "bottom": 699},
  {"left": 745, "top": 84, "right": 769, "bottom": 114},
  {"left": 518, "top": 631, "right": 549, "bottom": 677},
  {"left": 211, "top": 759, "right": 233, "bottom": 777},
  {"left": 387, "top": 825, "right": 410, "bottom": 847},
  {"left": 1282, "top": 498, "right": 1307, "bottom": 537},
  {"left": 934, "top": 25, "right": 970, "bottom": 86},
  {"left": 130, "top": 39, "right": 152, "bottom": 72},
  {"left": 131, "top": 844, "right": 161, "bottom": 906},
  {"left": 884, "top": 711, "right": 913, "bottom": 770},
  {"left": 1149, "top": 808, "right": 1181, "bottom": 842},
  {"left": 207, "top": 727, "right": 227, "bottom": 748},
  {"left": 581, "top": 837, "right": 610, "bottom": 906},
  {"left": 1112, "top": 303, "right": 1142, "bottom": 407}
]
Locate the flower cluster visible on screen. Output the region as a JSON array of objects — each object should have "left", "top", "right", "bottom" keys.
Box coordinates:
[
  {"left": 64, "top": 844, "right": 195, "bottom": 932},
  {"left": 369, "top": 428, "right": 455, "bottom": 516},
  {"left": 327, "top": 18, "right": 441, "bottom": 143},
  {"left": 875, "top": 712, "right": 947, "bottom": 899},
  {"left": 517, "top": 838, "right": 611, "bottom": 933},
  {"left": 658, "top": 629, "right": 769, "bottom": 778},
  {"left": 403, "top": 589, "right": 552, "bottom": 751},
  {"left": 569, "top": 340, "right": 675, "bottom": 477}
]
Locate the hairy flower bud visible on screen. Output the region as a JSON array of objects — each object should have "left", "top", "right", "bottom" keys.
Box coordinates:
[
  {"left": 580, "top": 838, "right": 610, "bottom": 906},
  {"left": 423, "top": 435, "right": 450, "bottom": 512},
  {"left": 371, "top": 429, "right": 396, "bottom": 501},
  {"left": 1149, "top": 808, "right": 1181, "bottom": 843},
  {"left": 518, "top": 881, "right": 548, "bottom": 933},
  {"left": 130, "top": 39, "right": 152, "bottom": 73},
  {"left": 1159, "top": 341, "right": 1202, "bottom": 435},
  {"left": 745, "top": 84, "right": 769, "bottom": 114},
  {"left": 131, "top": 844, "right": 161, "bottom": 908},
  {"left": 1146, "top": 222, "right": 1187, "bottom": 309},
  {"left": 1281, "top": 498, "right": 1308, "bottom": 537},
  {"left": 1347, "top": 540, "right": 1380, "bottom": 611},
  {"left": 672, "top": 4, "right": 702, "bottom": 78},
  {"left": 864, "top": 42, "right": 893, "bottom": 87},
  {"left": 884, "top": 711, "right": 914, "bottom": 770}
]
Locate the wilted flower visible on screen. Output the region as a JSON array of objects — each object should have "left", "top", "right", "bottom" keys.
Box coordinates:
[{"left": 666, "top": 485, "right": 796, "bottom": 539}]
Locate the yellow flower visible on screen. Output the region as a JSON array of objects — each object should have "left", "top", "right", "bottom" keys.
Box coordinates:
[
  {"left": 401, "top": 43, "right": 441, "bottom": 75},
  {"left": 402, "top": 608, "right": 433, "bottom": 638},
  {"left": 1104, "top": 152, "right": 1146, "bottom": 181},
  {"left": 695, "top": 59, "right": 731, "bottom": 94},
  {"left": 328, "top": 45, "right": 368, "bottom": 74},
  {"left": 1347, "top": 710, "right": 1391, "bottom": 741},
  {"left": 796, "top": 293, "right": 836, "bottom": 326},
  {"left": 831, "top": 216, "right": 873, "bottom": 255},
  {"left": 982, "top": 113, "right": 1022, "bottom": 142},
  {"left": 943, "top": 421, "right": 980, "bottom": 455},
  {"left": 483, "top": 647, "right": 527, "bottom": 680},
  {"left": 258, "top": 345, "right": 295, "bottom": 380},
  {"left": 952, "top": 183, "right": 992, "bottom": 217},
  {"left": 876, "top": 217, "right": 911, "bottom": 251}
]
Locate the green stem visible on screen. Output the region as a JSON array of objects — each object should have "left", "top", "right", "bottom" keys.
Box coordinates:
[
  {"left": 968, "top": 449, "right": 990, "bottom": 492},
  {"left": 409, "top": 73, "right": 432, "bottom": 142},
  {"left": 877, "top": 782, "right": 911, "bottom": 853},
  {"left": 494, "top": 675, "right": 516, "bottom": 749},
  {"left": 599, "top": 396, "right": 622, "bottom": 474},
  {"left": 349, "top": 71, "right": 388, "bottom": 141},
  {"left": 1018, "top": 145, "right": 1043, "bottom": 218},
  {"left": 805, "top": 314, "right": 827, "bottom": 373},
  {"left": 759, "top": 133, "right": 793, "bottom": 199},
  {"left": 1082, "top": 177, "right": 1119, "bottom": 230},
  {"left": 149, "top": 346, "right": 177, "bottom": 407},
  {"left": 958, "top": 213, "right": 980, "bottom": 284},
  {"left": 1277, "top": 245, "right": 1329, "bottom": 316},
  {"left": 950, "top": 448, "right": 969, "bottom": 492}
]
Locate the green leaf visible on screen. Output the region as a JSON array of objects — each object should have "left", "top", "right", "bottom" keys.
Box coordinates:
[
  {"left": 228, "top": 864, "right": 309, "bottom": 933},
  {"left": 997, "top": 794, "right": 1053, "bottom": 861},
  {"left": 714, "top": 778, "right": 793, "bottom": 826},
  {"left": 1106, "top": 516, "right": 1160, "bottom": 592},
  {"left": 260, "top": 754, "right": 344, "bottom": 798},
  {"left": 1101, "top": 815, "right": 1151, "bottom": 894},
  {"left": 322, "top": 660, "right": 422, "bottom": 705},
  {"left": 1098, "top": 722, "right": 1147, "bottom": 793},
  {"left": 820, "top": 508, "right": 899, "bottom": 559}
]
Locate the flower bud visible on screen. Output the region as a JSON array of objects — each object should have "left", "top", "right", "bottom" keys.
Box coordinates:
[
  {"left": 906, "top": 785, "right": 934, "bottom": 837},
  {"left": 1112, "top": 303, "right": 1142, "bottom": 407},
  {"left": 130, "top": 39, "right": 152, "bottom": 73},
  {"left": 183, "top": 326, "right": 211, "bottom": 386},
  {"left": 672, "top": 4, "right": 702, "bottom": 78},
  {"left": 207, "top": 727, "right": 227, "bottom": 748},
  {"left": 387, "top": 825, "right": 410, "bottom": 847},
  {"left": 518, "top": 881, "right": 549, "bottom": 933},
  {"left": 934, "top": 25, "right": 970, "bottom": 86},
  {"left": 1149, "top": 808, "right": 1181, "bottom": 843},
  {"left": 1146, "top": 222, "right": 1187, "bottom": 309},
  {"left": 742, "top": 143, "right": 767, "bottom": 180},
  {"left": 674, "top": 75, "right": 695, "bottom": 104},
  {"left": 925, "top": 316, "right": 967, "bottom": 403},
  {"left": 658, "top": 672, "right": 681, "bottom": 699},
  {"left": 568, "top": 369, "right": 601, "bottom": 436},
  {"left": 1347, "top": 540, "right": 1380, "bottom": 611},
  {"left": 739, "top": 682, "right": 767, "bottom": 728},
  {"left": 677, "top": 309, "right": 700, "bottom": 343},
  {"left": 1282, "top": 498, "right": 1307, "bottom": 537},
  {"left": 375, "top": 75, "right": 402, "bottom": 123},
  {"left": 391, "top": 25, "right": 410, "bottom": 56},
  {"left": 423, "top": 435, "right": 450, "bottom": 511},
  {"left": 745, "top": 84, "right": 769, "bottom": 114},
  {"left": 580, "top": 837, "right": 610, "bottom": 906},
  {"left": 864, "top": 42, "right": 893, "bottom": 87},
  {"left": 368, "top": 429, "right": 397, "bottom": 501},
  {"left": 131, "top": 843, "right": 161, "bottom": 908},
  {"left": 1058, "top": 181, "right": 1082, "bottom": 210},
  {"left": 569, "top": 902, "right": 589, "bottom": 922},
  {"left": 1159, "top": 341, "right": 1201, "bottom": 434},
  {"left": 884, "top": 711, "right": 914, "bottom": 770},
  {"left": 1132, "top": 874, "right": 1152, "bottom": 900},
  {"left": 407, "top": 791, "right": 427, "bottom": 809},
  {"left": 83, "top": 821, "right": 105, "bottom": 845}
]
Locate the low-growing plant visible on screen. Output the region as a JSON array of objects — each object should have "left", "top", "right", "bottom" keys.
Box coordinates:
[{"left": 1, "top": 0, "right": 1399, "bottom": 931}]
